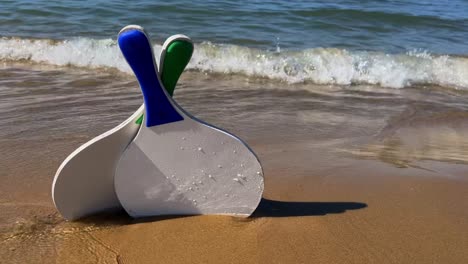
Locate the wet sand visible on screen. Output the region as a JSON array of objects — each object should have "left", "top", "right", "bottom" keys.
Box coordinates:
[{"left": 1, "top": 64, "right": 468, "bottom": 263}]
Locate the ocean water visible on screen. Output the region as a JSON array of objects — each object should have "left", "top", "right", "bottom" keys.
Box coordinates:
[
  {"left": 1, "top": 1, "right": 468, "bottom": 183},
  {"left": 1, "top": 0, "right": 468, "bottom": 89}
]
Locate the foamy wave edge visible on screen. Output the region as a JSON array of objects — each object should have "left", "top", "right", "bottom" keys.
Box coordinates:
[{"left": 1, "top": 37, "right": 467, "bottom": 89}]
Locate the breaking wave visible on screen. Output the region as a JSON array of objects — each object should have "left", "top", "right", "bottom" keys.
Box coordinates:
[{"left": 1, "top": 37, "right": 467, "bottom": 89}]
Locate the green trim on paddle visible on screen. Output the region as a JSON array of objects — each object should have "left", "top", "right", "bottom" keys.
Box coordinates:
[
  {"left": 135, "top": 114, "right": 144, "bottom": 125},
  {"left": 135, "top": 38, "right": 194, "bottom": 124}
]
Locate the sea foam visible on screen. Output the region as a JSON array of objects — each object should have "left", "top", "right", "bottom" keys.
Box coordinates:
[{"left": 1, "top": 37, "right": 467, "bottom": 90}]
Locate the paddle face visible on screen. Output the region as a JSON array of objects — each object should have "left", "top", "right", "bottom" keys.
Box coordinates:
[
  {"left": 115, "top": 26, "right": 264, "bottom": 217},
  {"left": 52, "top": 31, "right": 193, "bottom": 220},
  {"left": 52, "top": 106, "right": 143, "bottom": 220},
  {"left": 116, "top": 117, "right": 265, "bottom": 216}
]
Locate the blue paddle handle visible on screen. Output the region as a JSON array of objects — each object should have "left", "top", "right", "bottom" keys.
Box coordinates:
[{"left": 118, "top": 29, "right": 183, "bottom": 127}]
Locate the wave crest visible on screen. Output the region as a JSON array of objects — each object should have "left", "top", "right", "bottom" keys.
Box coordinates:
[{"left": 1, "top": 37, "right": 467, "bottom": 89}]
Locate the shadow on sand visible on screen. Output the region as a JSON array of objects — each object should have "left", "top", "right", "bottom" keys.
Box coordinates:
[
  {"left": 252, "top": 198, "right": 367, "bottom": 217},
  {"left": 77, "top": 198, "right": 367, "bottom": 226}
]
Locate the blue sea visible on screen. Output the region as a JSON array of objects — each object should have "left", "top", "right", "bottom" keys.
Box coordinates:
[{"left": 1, "top": 0, "right": 468, "bottom": 88}]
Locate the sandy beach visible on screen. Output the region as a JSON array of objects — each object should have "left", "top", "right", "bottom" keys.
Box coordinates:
[{"left": 1, "top": 64, "right": 468, "bottom": 263}]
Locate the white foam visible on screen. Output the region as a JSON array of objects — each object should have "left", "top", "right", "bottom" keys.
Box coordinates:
[
  {"left": 191, "top": 43, "right": 468, "bottom": 89},
  {"left": 1, "top": 37, "right": 468, "bottom": 90}
]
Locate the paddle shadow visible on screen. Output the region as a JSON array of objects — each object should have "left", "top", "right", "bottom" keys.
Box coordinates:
[
  {"left": 252, "top": 198, "right": 367, "bottom": 217},
  {"left": 77, "top": 199, "right": 367, "bottom": 225}
]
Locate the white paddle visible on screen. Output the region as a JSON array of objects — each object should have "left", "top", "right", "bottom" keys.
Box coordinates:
[
  {"left": 115, "top": 25, "right": 264, "bottom": 218},
  {"left": 52, "top": 32, "right": 194, "bottom": 220}
]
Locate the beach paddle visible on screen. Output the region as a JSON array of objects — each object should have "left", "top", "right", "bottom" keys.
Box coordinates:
[
  {"left": 114, "top": 25, "right": 264, "bottom": 218},
  {"left": 52, "top": 32, "right": 194, "bottom": 220}
]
